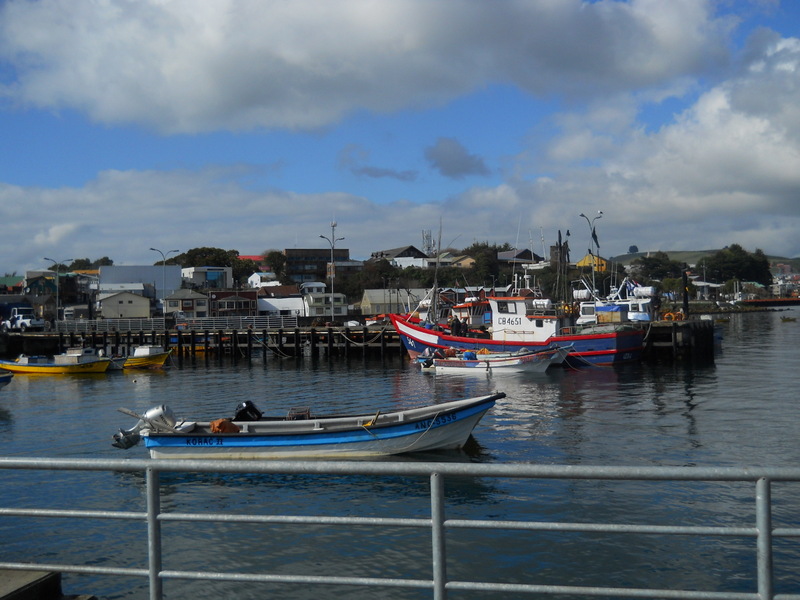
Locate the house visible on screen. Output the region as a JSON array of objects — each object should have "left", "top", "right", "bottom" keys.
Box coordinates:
[
  {"left": 285, "top": 248, "right": 351, "bottom": 284},
  {"left": 99, "top": 265, "right": 179, "bottom": 300},
  {"left": 498, "top": 249, "right": 544, "bottom": 264},
  {"left": 247, "top": 272, "right": 278, "bottom": 288},
  {"left": 208, "top": 290, "right": 258, "bottom": 317},
  {"left": 576, "top": 254, "right": 609, "bottom": 272},
  {"left": 358, "top": 288, "right": 429, "bottom": 317},
  {"left": 300, "top": 281, "right": 347, "bottom": 320},
  {"left": 0, "top": 276, "right": 25, "bottom": 294},
  {"left": 164, "top": 289, "right": 209, "bottom": 318},
  {"left": 98, "top": 291, "right": 151, "bottom": 319},
  {"left": 181, "top": 266, "right": 233, "bottom": 290},
  {"left": 450, "top": 255, "right": 475, "bottom": 269},
  {"left": 370, "top": 246, "right": 428, "bottom": 262},
  {"left": 257, "top": 285, "right": 305, "bottom": 317}
]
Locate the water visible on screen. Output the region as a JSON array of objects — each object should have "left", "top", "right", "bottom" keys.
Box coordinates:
[{"left": 1, "top": 309, "right": 799, "bottom": 599}]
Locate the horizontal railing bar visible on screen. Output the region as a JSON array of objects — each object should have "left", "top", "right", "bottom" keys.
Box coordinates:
[
  {"left": 446, "top": 581, "right": 759, "bottom": 599},
  {"left": 161, "top": 511, "right": 430, "bottom": 528},
  {"left": 159, "top": 569, "right": 431, "bottom": 588},
  {"left": 4, "top": 457, "right": 800, "bottom": 600},
  {"left": 0, "top": 561, "right": 148, "bottom": 578},
  {"left": 0, "top": 508, "right": 145, "bottom": 520},
  {"left": 4, "top": 456, "right": 800, "bottom": 482},
  {"left": 448, "top": 518, "right": 757, "bottom": 536}
]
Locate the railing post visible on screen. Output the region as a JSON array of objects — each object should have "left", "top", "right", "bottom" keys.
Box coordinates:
[
  {"left": 756, "top": 477, "right": 774, "bottom": 600},
  {"left": 146, "top": 466, "right": 163, "bottom": 600},
  {"left": 430, "top": 472, "right": 447, "bottom": 600}
]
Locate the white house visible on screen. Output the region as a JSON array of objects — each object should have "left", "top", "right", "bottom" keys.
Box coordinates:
[
  {"left": 248, "top": 272, "right": 278, "bottom": 288},
  {"left": 181, "top": 266, "right": 233, "bottom": 290},
  {"left": 97, "top": 291, "right": 151, "bottom": 319}
]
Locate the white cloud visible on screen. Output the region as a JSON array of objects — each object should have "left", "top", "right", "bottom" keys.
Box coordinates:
[{"left": 0, "top": 0, "right": 731, "bottom": 133}]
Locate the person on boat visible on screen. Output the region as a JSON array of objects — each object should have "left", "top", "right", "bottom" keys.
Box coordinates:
[
  {"left": 461, "top": 317, "right": 470, "bottom": 337},
  {"left": 451, "top": 316, "right": 462, "bottom": 337}
]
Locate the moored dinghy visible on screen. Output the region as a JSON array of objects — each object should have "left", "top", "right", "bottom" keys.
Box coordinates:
[
  {"left": 419, "top": 345, "right": 572, "bottom": 374},
  {"left": 112, "top": 393, "right": 504, "bottom": 459}
]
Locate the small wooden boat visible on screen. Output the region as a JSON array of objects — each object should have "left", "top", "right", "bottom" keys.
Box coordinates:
[
  {"left": 0, "top": 347, "right": 111, "bottom": 374},
  {"left": 419, "top": 346, "right": 571, "bottom": 374},
  {"left": 109, "top": 345, "right": 172, "bottom": 370},
  {"left": 0, "top": 369, "right": 13, "bottom": 387},
  {"left": 112, "top": 393, "right": 504, "bottom": 459},
  {"left": 780, "top": 316, "right": 797, "bottom": 323}
]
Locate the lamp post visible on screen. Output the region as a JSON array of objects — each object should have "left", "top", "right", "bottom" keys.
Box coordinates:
[
  {"left": 44, "top": 257, "right": 73, "bottom": 323},
  {"left": 150, "top": 248, "right": 179, "bottom": 314},
  {"left": 319, "top": 222, "right": 344, "bottom": 321},
  {"left": 579, "top": 211, "right": 603, "bottom": 293}
]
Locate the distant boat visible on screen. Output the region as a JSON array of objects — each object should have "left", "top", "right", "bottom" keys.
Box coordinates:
[
  {"left": 573, "top": 277, "right": 658, "bottom": 326},
  {"left": 0, "top": 370, "right": 13, "bottom": 387},
  {"left": 780, "top": 316, "right": 797, "bottom": 323},
  {"left": 112, "top": 393, "right": 504, "bottom": 459},
  {"left": 0, "top": 347, "right": 111, "bottom": 374},
  {"left": 109, "top": 345, "right": 172, "bottom": 370},
  {"left": 419, "top": 346, "right": 571, "bottom": 374}
]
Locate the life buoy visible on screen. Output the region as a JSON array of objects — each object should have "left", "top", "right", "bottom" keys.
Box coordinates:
[{"left": 663, "top": 313, "right": 675, "bottom": 321}]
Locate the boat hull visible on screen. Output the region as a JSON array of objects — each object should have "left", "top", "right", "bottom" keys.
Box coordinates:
[
  {"left": 122, "top": 351, "right": 172, "bottom": 369},
  {"left": 0, "top": 359, "right": 111, "bottom": 374},
  {"left": 0, "top": 370, "right": 13, "bottom": 387},
  {"left": 390, "top": 314, "right": 643, "bottom": 367},
  {"left": 142, "top": 393, "right": 502, "bottom": 460},
  {"left": 423, "top": 347, "right": 568, "bottom": 374}
]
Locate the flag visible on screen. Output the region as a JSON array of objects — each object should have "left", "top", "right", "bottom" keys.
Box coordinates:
[{"left": 591, "top": 227, "right": 600, "bottom": 249}]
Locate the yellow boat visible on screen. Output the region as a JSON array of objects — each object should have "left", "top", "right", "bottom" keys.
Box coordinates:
[
  {"left": 110, "top": 346, "right": 172, "bottom": 370},
  {"left": 0, "top": 347, "right": 111, "bottom": 374}
]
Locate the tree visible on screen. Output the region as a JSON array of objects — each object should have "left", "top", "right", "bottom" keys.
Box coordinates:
[
  {"left": 262, "top": 250, "right": 290, "bottom": 284},
  {"left": 631, "top": 251, "right": 687, "bottom": 282},
  {"left": 68, "top": 257, "right": 114, "bottom": 270},
  {"left": 699, "top": 244, "right": 772, "bottom": 287}
]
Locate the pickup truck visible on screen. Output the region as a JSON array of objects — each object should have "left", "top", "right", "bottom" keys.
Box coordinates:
[{"left": 0, "top": 304, "right": 47, "bottom": 332}]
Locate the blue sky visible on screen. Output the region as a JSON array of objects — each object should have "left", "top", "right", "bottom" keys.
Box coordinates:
[{"left": 1, "top": 0, "right": 799, "bottom": 273}]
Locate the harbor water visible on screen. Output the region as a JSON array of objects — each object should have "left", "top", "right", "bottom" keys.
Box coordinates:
[{"left": 1, "top": 308, "right": 799, "bottom": 599}]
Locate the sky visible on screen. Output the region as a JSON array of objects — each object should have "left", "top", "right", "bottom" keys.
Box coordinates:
[{"left": 1, "top": 0, "right": 799, "bottom": 274}]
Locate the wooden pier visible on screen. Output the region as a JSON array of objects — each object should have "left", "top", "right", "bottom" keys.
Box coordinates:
[
  {"left": 641, "top": 318, "right": 717, "bottom": 361},
  {"left": 1, "top": 319, "right": 718, "bottom": 363}
]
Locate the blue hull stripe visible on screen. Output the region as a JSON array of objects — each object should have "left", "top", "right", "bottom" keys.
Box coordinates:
[{"left": 145, "top": 399, "right": 495, "bottom": 450}]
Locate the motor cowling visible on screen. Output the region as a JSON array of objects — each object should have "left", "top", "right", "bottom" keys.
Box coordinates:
[{"left": 234, "top": 400, "right": 263, "bottom": 421}]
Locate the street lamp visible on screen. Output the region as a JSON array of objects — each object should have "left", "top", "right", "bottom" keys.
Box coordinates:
[
  {"left": 150, "top": 247, "right": 179, "bottom": 313},
  {"left": 319, "top": 222, "right": 344, "bottom": 321},
  {"left": 579, "top": 211, "right": 603, "bottom": 293},
  {"left": 44, "top": 257, "right": 73, "bottom": 323}
]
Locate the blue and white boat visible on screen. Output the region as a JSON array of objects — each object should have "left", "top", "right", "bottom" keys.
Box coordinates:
[{"left": 112, "top": 393, "right": 503, "bottom": 459}]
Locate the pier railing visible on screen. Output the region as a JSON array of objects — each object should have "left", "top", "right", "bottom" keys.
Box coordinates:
[
  {"left": 1, "top": 458, "right": 799, "bottom": 600},
  {"left": 52, "top": 315, "right": 298, "bottom": 333}
]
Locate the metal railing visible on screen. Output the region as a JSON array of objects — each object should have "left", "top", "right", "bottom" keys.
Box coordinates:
[
  {"left": 1, "top": 458, "right": 800, "bottom": 600},
  {"left": 52, "top": 315, "right": 298, "bottom": 333}
]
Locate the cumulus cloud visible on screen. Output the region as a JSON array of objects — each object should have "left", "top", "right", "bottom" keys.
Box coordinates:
[
  {"left": 425, "top": 138, "right": 490, "bottom": 179},
  {"left": 0, "top": 0, "right": 730, "bottom": 133}
]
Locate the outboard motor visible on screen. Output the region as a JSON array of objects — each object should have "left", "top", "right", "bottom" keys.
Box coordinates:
[
  {"left": 112, "top": 405, "right": 178, "bottom": 449},
  {"left": 234, "top": 400, "right": 263, "bottom": 421}
]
